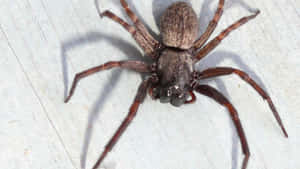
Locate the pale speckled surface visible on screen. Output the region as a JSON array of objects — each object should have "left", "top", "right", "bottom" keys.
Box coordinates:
[{"left": 0, "top": 0, "right": 299, "bottom": 169}]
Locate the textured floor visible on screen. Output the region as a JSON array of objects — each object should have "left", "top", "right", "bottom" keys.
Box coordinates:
[{"left": 0, "top": 0, "right": 299, "bottom": 169}]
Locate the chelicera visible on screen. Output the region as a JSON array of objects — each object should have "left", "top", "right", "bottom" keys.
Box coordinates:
[{"left": 64, "top": 1, "right": 288, "bottom": 169}]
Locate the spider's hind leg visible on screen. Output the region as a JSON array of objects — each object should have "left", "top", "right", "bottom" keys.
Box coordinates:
[
  {"left": 120, "top": 0, "right": 159, "bottom": 49},
  {"left": 193, "top": 10, "right": 260, "bottom": 62},
  {"left": 193, "top": 0, "right": 225, "bottom": 49},
  {"left": 100, "top": 2, "right": 160, "bottom": 58}
]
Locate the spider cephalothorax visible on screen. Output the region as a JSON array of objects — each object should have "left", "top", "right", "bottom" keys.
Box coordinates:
[
  {"left": 64, "top": 1, "right": 288, "bottom": 169},
  {"left": 154, "top": 48, "right": 194, "bottom": 106}
]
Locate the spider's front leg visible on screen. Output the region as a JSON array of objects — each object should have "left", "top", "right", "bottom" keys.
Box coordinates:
[
  {"left": 92, "top": 76, "right": 155, "bottom": 169},
  {"left": 65, "top": 60, "right": 150, "bottom": 103},
  {"left": 185, "top": 91, "right": 197, "bottom": 104},
  {"left": 197, "top": 67, "right": 288, "bottom": 137},
  {"left": 99, "top": 1, "right": 160, "bottom": 58},
  {"left": 194, "top": 84, "right": 250, "bottom": 169}
]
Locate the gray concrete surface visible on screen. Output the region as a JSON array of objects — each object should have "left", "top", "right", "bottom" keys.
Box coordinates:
[{"left": 0, "top": 0, "right": 299, "bottom": 169}]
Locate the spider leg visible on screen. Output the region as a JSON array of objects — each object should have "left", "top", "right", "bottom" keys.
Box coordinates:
[
  {"left": 148, "top": 86, "right": 157, "bottom": 100},
  {"left": 100, "top": 10, "right": 159, "bottom": 58},
  {"left": 100, "top": 11, "right": 136, "bottom": 34},
  {"left": 193, "top": 0, "right": 224, "bottom": 49},
  {"left": 64, "top": 60, "right": 149, "bottom": 103},
  {"left": 120, "top": 0, "right": 160, "bottom": 50},
  {"left": 92, "top": 77, "right": 151, "bottom": 169},
  {"left": 193, "top": 10, "right": 260, "bottom": 63},
  {"left": 185, "top": 91, "right": 197, "bottom": 104},
  {"left": 194, "top": 84, "right": 250, "bottom": 169},
  {"left": 197, "top": 67, "right": 288, "bottom": 137}
]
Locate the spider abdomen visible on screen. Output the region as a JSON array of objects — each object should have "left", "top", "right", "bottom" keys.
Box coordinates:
[{"left": 160, "top": 2, "right": 199, "bottom": 49}]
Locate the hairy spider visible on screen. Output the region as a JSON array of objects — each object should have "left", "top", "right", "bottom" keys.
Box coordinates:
[{"left": 64, "top": 1, "right": 288, "bottom": 169}]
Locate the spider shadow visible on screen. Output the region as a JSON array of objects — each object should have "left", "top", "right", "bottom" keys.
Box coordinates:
[
  {"left": 61, "top": 31, "right": 147, "bottom": 169},
  {"left": 61, "top": 31, "right": 145, "bottom": 99}
]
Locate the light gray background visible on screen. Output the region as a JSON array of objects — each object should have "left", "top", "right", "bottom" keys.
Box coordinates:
[{"left": 0, "top": 0, "right": 299, "bottom": 169}]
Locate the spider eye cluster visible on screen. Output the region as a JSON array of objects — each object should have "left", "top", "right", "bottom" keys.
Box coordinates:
[{"left": 158, "top": 85, "right": 188, "bottom": 107}]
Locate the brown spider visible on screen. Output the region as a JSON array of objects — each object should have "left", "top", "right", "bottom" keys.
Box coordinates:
[{"left": 64, "top": 1, "right": 288, "bottom": 169}]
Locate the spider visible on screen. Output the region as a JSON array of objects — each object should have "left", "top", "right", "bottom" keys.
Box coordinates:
[{"left": 64, "top": 1, "right": 288, "bottom": 169}]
